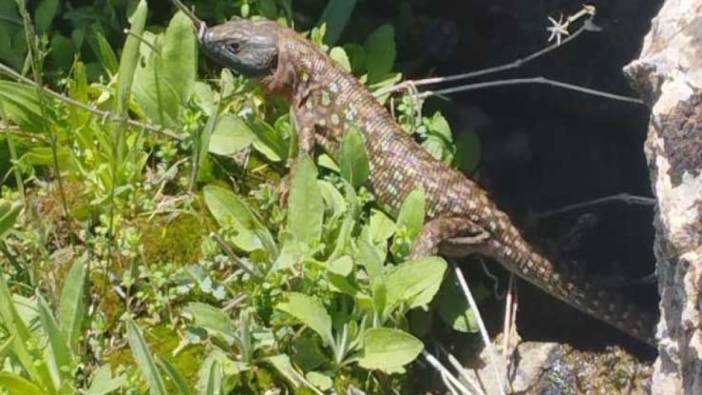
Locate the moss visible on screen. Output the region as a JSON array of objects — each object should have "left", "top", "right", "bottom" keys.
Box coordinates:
[
  {"left": 105, "top": 324, "right": 205, "bottom": 390},
  {"left": 136, "top": 213, "right": 206, "bottom": 266}
]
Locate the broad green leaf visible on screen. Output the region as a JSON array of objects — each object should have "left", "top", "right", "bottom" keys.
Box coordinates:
[
  {"left": 132, "top": 11, "right": 197, "bottom": 127},
  {"left": 0, "top": 372, "right": 45, "bottom": 395},
  {"left": 34, "top": 0, "right": 58, "bottom": 32},
  {"left": 327, "top": 255, "right": 353, "bottom": 276},
  {"left": 156, "top": 357, "right": 191, "bottom": 395},
  {"left": 37, "top": 294, "right": 74, "bottom": 384},
  {"left": 426, "top": 112, "right": 453, "bottom": 142},
  {"left": 436, "top": 271, "right": 479, "bottom": 333},
  {"left": 203, "top": 185, "right": 274, "bottom": 253},
  {"left": 194, "top": 108, "right": 218, "bottom": 183},
  {"left": 357, "top": 328, "right": 423, "bottom": 372},
  {"left": 396, "top": 186, "right": 425, "bottom": 241},
  {"left": 85, "top": 365, "right": 126, "bottom": 395},
  {"left": 48, "top": 34, "right": 74, "bottom": 71},
  {"left": 0, "top": 80, "right": 42, "bottom": 133},
  {"left": 59, "top": 259, "right": 86, "bottom": 353},
  {"left": 368, "top": 209, "right": 395, "bottom": 243},
  {"left": 356, "top": 239, "right": 383, "bottom": 280},
  {"left": 339, "top": 127, "right": 369, "bottom": 189},
  {"left": 343, "top": 43, "right": 366, "bottom": 74},
  {"left": 385, "top": 256, "right": 447, "bottom": 310},
  {"left": 126, "top": 320, "right": 168, "bottom": 395},
  {"left": 287, "top": 155, "right": 324, "bottom": 246},
  {"left": 306, "top": 371, "right": 333, "bottom": 391},
  {"left": 0, "top": 200, "right": 21, "bottom": 239},
  {"left": 292, "top": 336, "right": 327, "bottom": 371},
  {"left": 248, "top": 118, "right": 288, "bottom": 162},
  {"left": 330, "top": 47, "right": 351, "bottom": 72},
  {"left": 115, "top": 0, "right": 147, "bottom": 116},
  {"left": 455, "top": 131, "right": 481, "bottom": 173},
  {"left": 276, "top": 293, "right": 333, "bottom": 346},
  {"left": 318, "top": 0, "right": 357, "bottom": 45},
  {"left": 208, "top": 114, "right": 254, "bottom": 156},
  {"left": 365, "top": 25, "right": 396, "bottom": 83},
  {"left": 186, "top": 302, "right": 236, "bottom": 344}
]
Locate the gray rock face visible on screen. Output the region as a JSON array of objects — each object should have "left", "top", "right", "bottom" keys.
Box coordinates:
[{"left": 624, "top": 1, "right": 702, "bottom": 393}]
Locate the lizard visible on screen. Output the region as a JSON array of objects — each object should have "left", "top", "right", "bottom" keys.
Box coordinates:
[{"left": 198, "top": 18, "right": 657, "bottom": 346}]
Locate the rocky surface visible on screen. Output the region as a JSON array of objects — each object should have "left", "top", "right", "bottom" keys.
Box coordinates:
[{"left": 624, "top": 0, "right": 702, "bottom": 393}]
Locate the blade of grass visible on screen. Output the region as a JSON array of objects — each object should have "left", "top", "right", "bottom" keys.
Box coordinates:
[
  {"left": 37, "top": 293, "right": 74, "bottom": 386},
  {"left": 106, "top": 0, "right": 147, "bottom": 302},
  {"left": 58, "top": 259, "right": 86, "bottom": 354},
  {"left": 0, "top": 273, "right": 57, "bottom": 394},
  {"left": 0, "top": 372, "right": 46, "bottom": 395},
  {"left": 126, "top": 320, "right": 168, "bottom": 395},
  {"left": 156, "top": 356, "right": 192, "bottom": 395}
]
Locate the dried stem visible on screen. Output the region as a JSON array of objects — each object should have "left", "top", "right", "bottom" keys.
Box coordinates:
[{"left": 536, "top": 193, "right": 655, "bottom": 219}]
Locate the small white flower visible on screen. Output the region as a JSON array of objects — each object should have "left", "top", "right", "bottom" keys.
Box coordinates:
[{"left": 546, "top": 15, "right": 570, "bottom": 45}]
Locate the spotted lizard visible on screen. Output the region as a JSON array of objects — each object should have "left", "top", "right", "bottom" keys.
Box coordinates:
[{"left": 199, "top": 18, "right": 657, "bottom": 345}]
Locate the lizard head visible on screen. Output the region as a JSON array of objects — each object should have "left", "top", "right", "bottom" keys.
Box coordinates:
[{"left": 199, "top": 19, "right": 279, "bottom": 77}]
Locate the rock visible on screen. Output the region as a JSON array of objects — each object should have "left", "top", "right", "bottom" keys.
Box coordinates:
[
  {"left": 461, "top": 341, "right": 651, "bottom": 394},
  {"left": 623, "top": 0, "right": 702, "bottom": 393}
]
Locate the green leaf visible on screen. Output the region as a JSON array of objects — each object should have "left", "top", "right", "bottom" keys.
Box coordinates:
[
  {"left": 318, "top": 0, "right": 358, "bottom": 45},
  {"left": 396, "top": 186, "right": 425, "bottom": 241},
  {"left": 339, "top": 126, "right": 369, "bottom": 189},
  {"left": 0, "top": 80, "right": 42, "bottom": 133},
  {"left": 156, "top": 357, "right": 191, "bottom": 395},
  {"left": 330, "top": 47, "right": 351, "bottom": 72},
  {"left": 357, "top": 328, "right": 423, "bottom": 372},
  {"left": 266, "top": 355, "right": 303, "bottom": 388},
  {"left": 85, "top": 365, "right": 126, "bottom": 395},
  {"left": 203, "top": 185, "right": 274, "bottom": 253},
  {"left": 436, "top": 270, "right": 479, "bottom": 333},
  {"left": 200, "top": 359, "right": 222, "bottom": 395},
  {"left": 385, "top": 256, "right": 447, "bottom": 310},
  {"left": 208, "top": 113, "right": 254, "bottom": 156},
  {"left": 276, "top": 293, "right": 333, "bottom": 346},
  {"left": 0, "top": 372, "right": 45, "bottom": 395},
  {"left": 0, "top": 335, "right": 14, "bottom": 359},
  {"left": 37, "top": 294, "right": 74, "bottom": 384},
  {"left": 364, "top": 25, "right": 396, "bottom": 84},
  {"left": 88, "top": 29, "right": 119, "bottom": 75},
  {"left": 326, "top": 255, "right": 353, "bottom": 276},
  {"left": 367, "top": 208, "right": 395, "bottom": 243},
  {"left": 59, "top": 259, "right": 86, "bottom": 353},
  {"left": 34, "top": 0, "right": 58, "bottom": 32},
  {"left": 126, "top": 320, "right": 168, "bottom": 395},
  {"left": 115, "top": 0, "right": 147, "bottom": 116},
  {"left": 287, "top": 155, "right": 324, "bottom": 246},
  {"left": 132, "top": 11, "right": 196, "bottom": 127},
  {"left": 0, "top": 200, "right": 21, "bottom": 240},
  {"left": 0, "top": 273, "right": 54, "bottom": 393},
  {"left": 455, "top": 131, "right": 481, "bottom": 173},
  {"left": 186, "top": 302, "right": 236, "bottom": 344},
  {"left": 306, "top": 371, "right": 333, "bottom": 391},
  {"left": 292, "top": 336, "right": 327, "bottom": 371},
  {"left": 248, "top": 118, "right": 288, "bottom": 162}
]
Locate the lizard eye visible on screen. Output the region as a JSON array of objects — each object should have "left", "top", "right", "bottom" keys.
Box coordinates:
[{"left": 226, "top": 42, "right": 241, "bottom": 54}]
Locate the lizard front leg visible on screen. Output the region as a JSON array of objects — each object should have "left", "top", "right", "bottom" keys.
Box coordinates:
[{"left": 411, "top": 216, "right": 491, "bottom": 259}]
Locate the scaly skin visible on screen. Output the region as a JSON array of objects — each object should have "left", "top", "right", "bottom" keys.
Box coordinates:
[{"left": 200, "top": 19, "right": 657, "bottom": 345}]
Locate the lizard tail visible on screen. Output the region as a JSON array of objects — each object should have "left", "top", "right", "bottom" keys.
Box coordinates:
[{"left": 481, "top": 233, "right": 657, "bottom": 345}]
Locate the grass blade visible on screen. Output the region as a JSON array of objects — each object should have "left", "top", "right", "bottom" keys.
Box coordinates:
[
  {"left": 0, "top": 372, "right": 46, "bottom": 395},
  {"left": 0, "top": 273, "right": 56, "bottom": 394},
  {"left": 58, "top": 259, "right": 86, "bottom": 353},
  {"left": 157, "top": 356, "right": 192, "bottom": 395},
  {"left": 37, "top": 294, "right": 74, "bottom": 385},
  {"left": 126, "top": 320, "right": 168, "bottom": 395}
]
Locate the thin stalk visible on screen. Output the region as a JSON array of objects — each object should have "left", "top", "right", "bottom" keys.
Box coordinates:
[
  {"left": 0, "top": 106, "right": 25, "bottom": 202},
  {"left": 454, "top": 266, "right": 506, "bottom": 395},
  {"left": 16, "top": 1, "right": 71, "bottom": 222},
  {"left": 0, "top": 61, "right": 185, "bottom": 140},
  {"left": 416, "top": 76, "right": 644, "bottom": 104}
]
